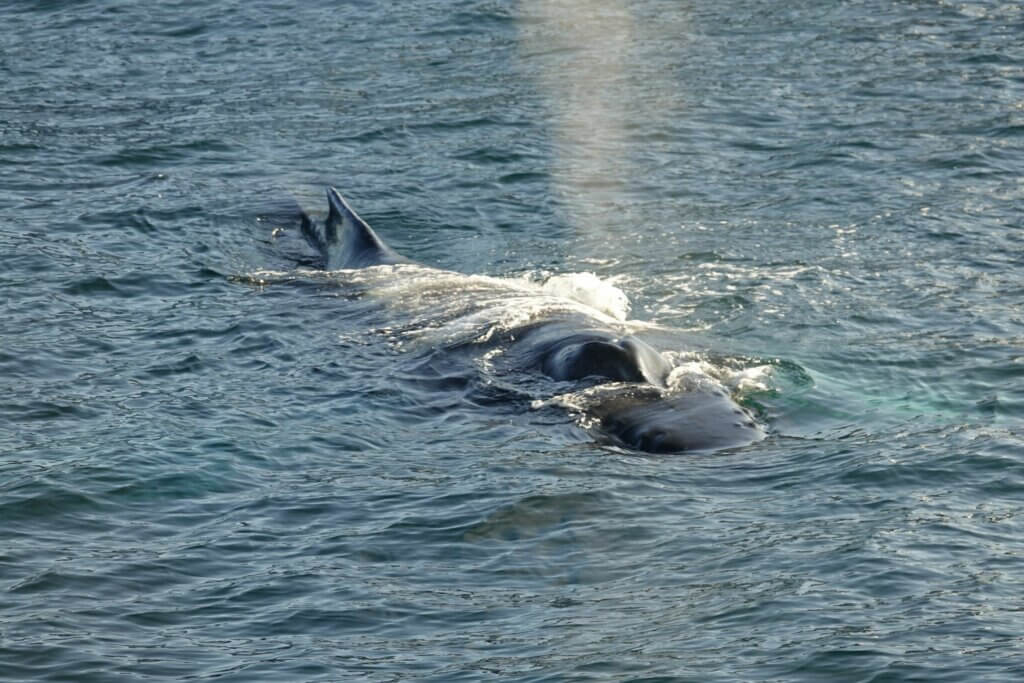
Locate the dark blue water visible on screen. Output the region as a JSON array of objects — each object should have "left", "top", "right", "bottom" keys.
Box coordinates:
[{"left": 3, "top": 1, "right": 1024, "bottom": 680}]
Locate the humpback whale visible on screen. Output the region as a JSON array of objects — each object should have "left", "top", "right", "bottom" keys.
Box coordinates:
[{"left": 291, "top": 187, "right": 765, "bottom": 453}]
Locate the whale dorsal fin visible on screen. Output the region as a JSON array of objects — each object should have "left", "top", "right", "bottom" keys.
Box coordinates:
[{"left": 322, "top": 187, "right": 408, "bottom": 269}]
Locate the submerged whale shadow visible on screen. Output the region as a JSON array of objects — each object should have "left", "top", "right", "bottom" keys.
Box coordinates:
[{"left": 282, "top": 187, "right": 765, "bottom": 454}]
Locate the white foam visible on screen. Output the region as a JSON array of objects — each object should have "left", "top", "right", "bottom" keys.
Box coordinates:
[
  {"left": 663, "top": 354, "right": 775, "bottom": 396},
  {"left": 663, "top": 361, "right": 722, "bottom": 393},
  {"left": 725, "top": 364, "right": 774, "bottom": 394},
  {"left": 541, "top": 272, "right": 631, "bottom": 321}
]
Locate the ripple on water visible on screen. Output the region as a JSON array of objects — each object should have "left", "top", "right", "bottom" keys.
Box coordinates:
[{"left": 3, "top": 0, "right": 1024, "bottom": 680}]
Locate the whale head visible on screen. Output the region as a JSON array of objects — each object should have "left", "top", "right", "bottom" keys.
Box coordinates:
[{"left": 591, "top": 388, "right": 765, "bottom": 453}]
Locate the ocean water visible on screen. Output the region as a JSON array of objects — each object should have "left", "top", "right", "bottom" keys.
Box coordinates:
[{"left": 3, "top": 0, "right": 1024, "bottom": 680}]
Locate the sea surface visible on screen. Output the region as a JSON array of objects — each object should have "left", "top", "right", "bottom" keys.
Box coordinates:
[{"left": 3, "top": 0, "right": 1024, "bottom": 680}]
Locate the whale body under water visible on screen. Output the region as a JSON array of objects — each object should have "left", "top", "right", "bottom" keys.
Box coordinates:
[{"left": 285, "top": 187, "right": 766, "bottom": 454}]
